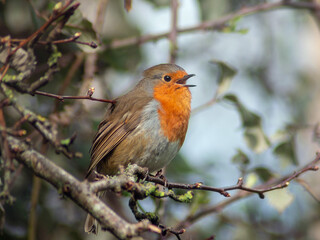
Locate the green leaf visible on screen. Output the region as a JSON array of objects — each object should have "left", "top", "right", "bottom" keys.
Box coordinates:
[
  {"left": 223, "top": 94, "right": 270, "bottom": 153},
  {"left": 223, "top": 93, "right": 238, "bottom": 102},
  {"left": 273, "top": 137, "right": 298, "bottom": 166},
  {"left": 60, "top": 138, "right": 71, "bottom": 146},
  {"left": 63, "top": 10, "right": 98, "bottom": 52},
  {"left": 238, "top": 106, "right": 261, "bottom": 128},
  {"left": 48, "top": 47, "right": 62, "bottom": 67},
  {"left": 223, "top": 94, "right": 261, "bottom": 127},
  {"left": 197, "top": 0, "right": 228, "bottom": 22},
  {"left": 210, "top": 60, "right": 237, "bottom": 96},
  {"left": 189, "top": 191, "right": 210, "bottom": 215},
  {"left": 232, "top": 149, "right": 250, "bottom": 167},
  {"left": 100, "top": 45, "right": 141, "bottom": 71},
  {"left": 245, "top": 173, "right": 258, "bottom": 188},
  {"left": 265, "top": 189, "right": 294, "bottom": 213},
  {"left": 244, "top": 126, "right": 270, "bottom": 153},
  {"left": 222, "top": 16, "right": 249, "bottom": 34},
  {"left": 167, "top": 153, "right": 198, "bottom": 177},
  {"left": 144, "top": 0, "right": 170, "bottom": 8},
  {"left": 252, "top": 167, "right": 275, "bottom": 182}
]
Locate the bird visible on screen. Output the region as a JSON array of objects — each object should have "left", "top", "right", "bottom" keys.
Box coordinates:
[{"left": 84, "top": 63, "right": 195, "bottom": 234}]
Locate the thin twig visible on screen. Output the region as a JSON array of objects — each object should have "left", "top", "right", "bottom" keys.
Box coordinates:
[
  {"left": 159, "top": 224, "right": 185, "bottom": 240},
  {"left": 0, "top": 64, "right": 10, "bottom": 82},
  {"left": 146, "top": 176, "right": 230, "bottom": 197},
  {"left": 9, "top": 1, "right": 78, "bottom": 58},
  {"left": 169, "top": 0, "right": 179, "bottom": 64},
  {"left": 34, "top": 90, "right": 115, "bottom": 104},
  {"left": 0, "top": 84, "right": 80, "bottom": 159},
  {"left": 95, "top": 0, "right": 109, "bottom": 34},
  {"left": 146, "top": 152, "right": 320, "bottom": 199},
  {"left": 295, "top": 178, "right": 320, "bottom": 202},
  {"left": 10, "top": 29, "right": 98, "bottom": 49},
  {"left": 53, "top": 53, "right": 85, "bottom": 111},
  {"left": 103, "top": 1, "right": 320, "bottom": 50},
  {"left": 174, "top": 153, "right": 320, "bottom": 230},
  {"left": 192, "top": 92, "right": 219, "bottom": 115}
]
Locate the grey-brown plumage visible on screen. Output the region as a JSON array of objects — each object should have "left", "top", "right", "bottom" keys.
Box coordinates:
[{"left": 84, "top": 64, "right": 195, "bottom": 234}]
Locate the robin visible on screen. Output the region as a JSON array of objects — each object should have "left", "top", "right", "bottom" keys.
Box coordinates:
[{"left": 84, "top": 63, "right": 195, "bottom": 233}]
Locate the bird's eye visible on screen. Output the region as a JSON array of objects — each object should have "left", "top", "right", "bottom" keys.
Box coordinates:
[{"left": 164, "top": 75, "right": 171, "bottom": 82}]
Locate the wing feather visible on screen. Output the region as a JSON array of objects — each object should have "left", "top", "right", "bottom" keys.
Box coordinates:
[{"left": 86, "top": 96, "right": 152, "bottom": 177}]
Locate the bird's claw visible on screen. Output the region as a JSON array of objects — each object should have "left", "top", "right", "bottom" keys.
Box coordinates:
[
  {"left": 155, "top": 169, "right": 168, "bottom": 188},
  {"left": 93, "top": 170, "right": 107, "bottom": 181}
]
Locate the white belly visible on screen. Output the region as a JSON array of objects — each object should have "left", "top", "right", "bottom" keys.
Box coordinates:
[{"left": 134, "top": 99, "right": 180, "bottom": 172}]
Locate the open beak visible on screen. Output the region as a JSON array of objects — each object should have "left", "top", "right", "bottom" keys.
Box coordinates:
[{"left": 176, "top": 74, "right": 196, "bottom": 87}]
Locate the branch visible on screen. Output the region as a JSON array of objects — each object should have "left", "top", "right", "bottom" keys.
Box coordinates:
[
  {"left": 2, "top": 44, "right": 59, "bottom": 94},
  {"left": 11, "top": 33, "right": 98, "bottom": 49},
  {"left": 295, "top": 178, "right": 320, "bottom": 202},
  {"left": 176, "top": 190, "right": 250, "bottom": 231},
  {"left": 89, "top": 153, "right": 320, "bottom": 202},
  {"left": 6, "top": 136, "right": 160, "bottom": 239},
  {"left": 90, "top": 167, "right": 193, "bottom": 203},
  {"left": 104, "top": 1, "right": 320, "bottom": 50},
  {"left": 1, "top": 1, "right": 84, "bottom": 95},
  {"left": 145, "top": 176, "right": 230, "bottom": 197},
  {"left": 0, "top": 84, "right": 80, "bottom": 159},
  {"left": 0, "top": 104, "right": 15, "bottom": 211},
  {"left": 175, "top": 153, "right": 320, "bottom": 230},
  {"left": 169, "top": 0, "right": 178, "bottom": 63},
  {"left": 34, "top": 90, "right": 115, "bottom": 104},
  {"left": 53, "top": 52, "right": 85, "bottom": 111},
  {"left": 129, "top": 197, "right": 186, "bottom": 239},
  {"left": 8, "top": 1, "right": 79, "bottom": 58},
  {"left": 145, "top": 152, "right": 320, "bottom": 199}
]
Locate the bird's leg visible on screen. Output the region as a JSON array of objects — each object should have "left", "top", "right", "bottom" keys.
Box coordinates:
[
  {"left": 137, "top": 169, "right": 149, "bottom": 183},
  {"left": 155, "top": 169, "right": 168, "bottom": 188},
  {"left": 155, "top": 169, "right": 163, "bottom": 177}
]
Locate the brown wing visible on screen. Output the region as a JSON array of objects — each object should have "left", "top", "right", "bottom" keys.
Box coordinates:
[{"left": 86, "top": 95, "right": 152, "bottom": 177}]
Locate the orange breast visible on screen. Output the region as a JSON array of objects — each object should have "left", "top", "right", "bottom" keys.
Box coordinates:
[{"left": 153, "top": 83, "right": 191, "bottom": 146}]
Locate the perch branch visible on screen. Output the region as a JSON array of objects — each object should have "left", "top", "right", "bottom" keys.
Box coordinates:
[
  {"left": 6, "top": 136, "right": 160, "bottom": 239},
  {"left": 145, "top": 152, "right": 320, "bottom": 199}
]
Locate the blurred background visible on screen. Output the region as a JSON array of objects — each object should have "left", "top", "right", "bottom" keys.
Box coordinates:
[{"left": 1, "top": 0, "right": 320, "bottom": 239}]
